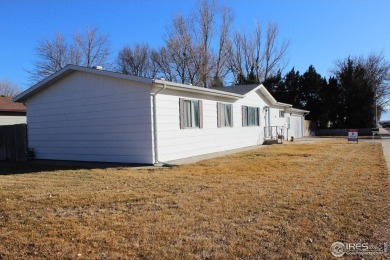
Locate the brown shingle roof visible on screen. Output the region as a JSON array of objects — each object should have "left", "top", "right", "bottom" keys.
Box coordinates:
[{"left": 0, "top": 96, "right": 26, "bottom": 112}]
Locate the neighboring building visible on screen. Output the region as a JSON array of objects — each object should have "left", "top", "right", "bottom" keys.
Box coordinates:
[
  {"left": 0, "top": 95, "right": 26, "bottom": 126},
  {"left": 14, "top": 65, "right": 309, "bottom": 164}
]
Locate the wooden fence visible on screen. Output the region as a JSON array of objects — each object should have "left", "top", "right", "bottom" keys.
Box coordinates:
[{"left": 0, "top": 124, "right": 27, "bottom": 161}]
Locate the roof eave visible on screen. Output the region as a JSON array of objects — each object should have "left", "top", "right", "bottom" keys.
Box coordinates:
[
  {"left": 153, "top": 80, "right": 243, "bottom": 99},
  {"left": 14, "top": 67, "right": 75, "bottom": 102},
  {"left": 14, "top": 65, "right": 154, "bottom": 102},
  {"left": 285, "top": 107, "right": 310, "bottom": 115},
  {"left": 0, "top": 109, "right": 26, "bottom": 113}
]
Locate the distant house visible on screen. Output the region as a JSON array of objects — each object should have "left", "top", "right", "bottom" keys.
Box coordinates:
[
  {"left": 0, "top": 95, "right": 26, "bottom": 126},
  {"left": 14, "top": 65, "right": 309, "bottom": 164}
]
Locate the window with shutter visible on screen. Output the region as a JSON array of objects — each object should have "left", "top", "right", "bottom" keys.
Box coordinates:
[
  {"left": 179, "top": 98, "right": 203, "bottom": 129},
  {"left": 242, "top": 106, "right": 260, "bottom": 127},
  {"left": 217, "top": 102, "right": 233, "bottom": 128}
]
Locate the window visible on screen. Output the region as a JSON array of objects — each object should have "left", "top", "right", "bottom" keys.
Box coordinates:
[
  {"left": 279, "top": 110, "right": 285, "bottom": 118},
  {"left": 242, "top": 106, "right": 260, "bottom": 126},
  {"left": 179, "top": 98, "right": 203, "bottom": 129},
  {"left": 217, "top": 103, "right": 233, "bottom": 127}
]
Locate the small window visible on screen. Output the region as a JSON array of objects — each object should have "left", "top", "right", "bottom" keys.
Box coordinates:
[
  {"left": 179, "top": 98, "right": 203, "bottom": 129},
  {"left": 217, "top": 103, "right": 233, "bottom": 127},
  {"left": 279, "top": 110, "right": 285, "bottom": 118},
  {"left": 242, "top": 106, "right": 260, "bottom": 127}
]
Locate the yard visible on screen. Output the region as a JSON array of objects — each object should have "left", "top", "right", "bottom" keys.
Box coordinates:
[{"left": 0, "top": 140, "right": 389, "bottom": 259}]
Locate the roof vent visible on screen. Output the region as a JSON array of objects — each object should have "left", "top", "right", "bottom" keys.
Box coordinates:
[{"left": 92, "top": 65, "right": 103, "bottom": 70}]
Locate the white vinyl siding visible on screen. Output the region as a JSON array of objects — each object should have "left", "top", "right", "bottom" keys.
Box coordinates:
[
  {"left": 155, "top": 89, "right": 265, "bottom": 162},
  {"left": 26, "top": 71, "right": 154, "bottom": 164},
  {"left": 0, "top": 115, "right": 26, "bottom": 125},
  {"left": 217, "top": 103, "right": 233, "bottom": 127}
]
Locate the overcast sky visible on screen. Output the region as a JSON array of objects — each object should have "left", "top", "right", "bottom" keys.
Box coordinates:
[{"left": 1, "top": 1, "right": 389, "bottom": 96}]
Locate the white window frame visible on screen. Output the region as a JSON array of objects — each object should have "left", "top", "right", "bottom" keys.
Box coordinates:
[
  {"left": 179, "top": 98, "right": 203, "bottom": 129},
  {"left": 217, "top": 103, "right": 233, "bottom": 128},
  {"left": 242, "top": 106, "right": 260, "bottom": 127}
]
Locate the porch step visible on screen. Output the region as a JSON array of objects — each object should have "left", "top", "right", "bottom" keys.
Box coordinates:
[{"left": 263, "top": 138, "right": 281, "bottom": 145}]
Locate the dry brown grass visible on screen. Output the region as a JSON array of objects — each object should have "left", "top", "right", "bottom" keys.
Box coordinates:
[{"left": 0, "top": 140, "right": 389, "bottom": 259}]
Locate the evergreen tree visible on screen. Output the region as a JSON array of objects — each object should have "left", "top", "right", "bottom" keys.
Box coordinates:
[
  {"left": 335, "top": 58, "right": 375, "bottom": 128},
  {"left": 282, "top": 68, "right": 302, "bottom": 107},
  {"left": 321, "top": 76, "right": 342, "bottom": 128},
  {"left": 300, "top": 66, "right": 327, "bottom": 124},
  {"left": 263, "top": 70, "right": 283, "bottom": 98}
]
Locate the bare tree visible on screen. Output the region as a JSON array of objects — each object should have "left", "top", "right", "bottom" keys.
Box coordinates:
[
  {"left": 117, "top": 43, "right": 157, "bottom": 78},
  {"left": 31, "top": 33, "right": 70, "bottom": 82},
  {"left": 29, "top": 26, "right": 111, "bottom": 83},
  {"left": 72, "top": 26, "right": 111, "bottom": 68},
  {"left": 361, "top": 53, "right": 390, "bottom": 108},
  {"left": 192, "top": 0, "right": 217, "bottom": 87},
  {"left": 0, "top": 80, "right": 22, "bottom": 97},
  {"left": 156, "top": 0, "right": 231, "bottom": 87},
  {"left": 151, "top": 47, "right": 175, "bottom": 82},
  {"left": 211, "top": 6, "right": 233, "bottom": 87},
  {"left": 228, "top": 24, "right": 262, "bottom": 84},
  {"left": 228, "top": 22, "right": 289, "bottom": 84},
  {"left": 263, "top": 22, "right": 289, "bottom": 81},
  {"left": 163, "top": 14, "right": 197, "bottom": 84},
  {"left": 115, "top": 0, "right": 289, "bottom": 87}
]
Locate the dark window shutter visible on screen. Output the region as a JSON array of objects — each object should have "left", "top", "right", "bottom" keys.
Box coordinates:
[
  {"left": 179, "top": 98, "right": 185, "bottom": 129},
  {"left": 198, "top": 100, "right": 203, "bottom": 128},
  {"left": 230, "top": 105, "right": 234, "bottom": 127},
  {"left": 242, "top": 106, "right": 247, "bottom": 126},
  {"left": 242, "top": 106, "right": 244, "bottom": 126},
  {"left": 217, "top": 103, "right": 221, "bottom": 128}
]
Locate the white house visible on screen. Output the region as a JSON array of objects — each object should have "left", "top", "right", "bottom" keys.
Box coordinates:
[
  {"left": 0, "top": 95, "right": 26, "bottom": 126},
  {"left": 14, "top": 65, "right": 309, "bottom": 164}
]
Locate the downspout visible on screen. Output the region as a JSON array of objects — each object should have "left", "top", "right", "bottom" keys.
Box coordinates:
[{"left": 152, "top": 81, "right": 166, "bottom": 164}]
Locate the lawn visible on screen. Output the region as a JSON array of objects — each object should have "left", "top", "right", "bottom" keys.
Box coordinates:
[{"left": 0, "top": 140, "right": 389, "bottom": 259}]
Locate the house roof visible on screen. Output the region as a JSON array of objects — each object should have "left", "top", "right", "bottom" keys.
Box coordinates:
[
  {"left": 210, "top": 84, "right": 296, "bottom": 108},
  {"left": 13, "top": 65, "right": 309, "bottom": 115},
  {"left": 14, "top": 65, "right": 243, "bottom": 102},
  {"left": 285, "top": 107, "right": 310, "bottom": 115},
  {"left": 0, "top": 96, "right": 26, "bottom": 113},
  {"left": 209, "top": 84, "right": 260, "bottom": 95}
]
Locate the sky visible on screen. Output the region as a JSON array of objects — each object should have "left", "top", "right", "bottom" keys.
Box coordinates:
[{"left": 1, "top": 0, "right": 390, "bottom": 117}]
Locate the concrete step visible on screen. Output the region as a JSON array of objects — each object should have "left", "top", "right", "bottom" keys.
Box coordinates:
[{"left": 263, "top": 138, "right": 281, "bottom": 145}]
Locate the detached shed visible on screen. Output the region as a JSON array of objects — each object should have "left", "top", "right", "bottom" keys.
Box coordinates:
[{"left": 14, "top": 65, "right": 309, "bottom": 164}]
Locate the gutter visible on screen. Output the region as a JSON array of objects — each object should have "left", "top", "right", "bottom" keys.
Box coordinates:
[
  {"left": 151, "top": 80, "right": 167, "bottom": 165},
  {"left": 152, "top": 79, "right": 242, "bottom": 99}
]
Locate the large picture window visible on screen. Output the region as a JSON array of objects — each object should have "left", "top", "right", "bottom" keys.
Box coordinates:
[
  {"left": 242, "top": 106, "right": 260, "bottom": 126},
  {"left": 179, "top": 98, "right": 203, "bottom": 129},
  {"left": 217, "top": 103, "right": 233, "bottom": 127}
]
